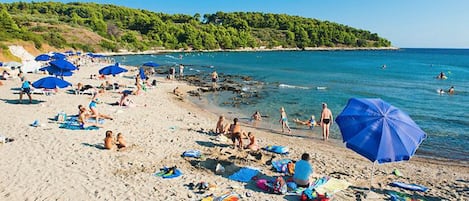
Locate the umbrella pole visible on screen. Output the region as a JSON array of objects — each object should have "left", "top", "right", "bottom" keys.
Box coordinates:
[{"left": 369, "top": 161, "right": 376, "bottom": 192}]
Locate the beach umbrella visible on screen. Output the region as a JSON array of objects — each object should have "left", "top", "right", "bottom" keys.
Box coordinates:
[
  {"left": 335, "top": 98, "right": 426, "bottom": 188},
  {"left": 49, "top": 59, "right": 77, "bottom": 71},
  {"left": 98, "top": 63, "right": 128, "bottom": 76},
  {"left": 32, "top": 76, "right": 72, "bottom": 89},
  {"left": 0, "top": 62, "right": 2, "bottom": 66},
  {"left": 35, "top": 54, "right": 51, "bottom": 61},
  {"left": 142, "top": 61, "right": 160, "bottom": 67},
  {"left": 42, "top": 66, "right": 73, "bottom": 77},
  {"left": 52, "top": 52, "right": 67, "bottom": 60},
  {"left": 64, "top": 50, "right": 74, "bottom": 55}
]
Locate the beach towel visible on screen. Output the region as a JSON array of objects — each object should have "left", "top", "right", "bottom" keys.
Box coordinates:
[
  {"left": 315, "top": 178, "right": 351, "bottom": 195},
  {"left": 182, "top": 150, "right": 202, "bottom": 158},
  {"left": 272, "top": 158, "right": 292, "bottom": 173},
  {"left": 390, "top": 182, "right": 428, "bottom": 192},
  {"left": 311, "top": 176, "right": 330, "bottom": 189},
  {"left": 228, "top": 167, "right": 259, "bottom": 182},
  {"left": 59, "top": 122, "right": 99, "bottom": 130},
  {"left": 213, "top": 192, "right": 240, "bottom": 201},
  {"left": 286, "top": 176, "right": 329, "bottom": 196},
  {"left": 153, "top": 166, "right": 182, "bottom": 179},
  {"left": 386, "top": 190, "right": 425, "bottom": 201},
  {"left": 263, "top": 145, "right": 289, "bottom": 154}
]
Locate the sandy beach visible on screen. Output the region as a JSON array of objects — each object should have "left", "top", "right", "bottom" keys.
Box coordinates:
[{"left": 0, "top": 51, "right": 468, "bottom": 201}]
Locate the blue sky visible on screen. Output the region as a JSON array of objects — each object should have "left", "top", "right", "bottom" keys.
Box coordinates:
[{"left": 3, "top": 0, "right": 469, "bottom": 48}]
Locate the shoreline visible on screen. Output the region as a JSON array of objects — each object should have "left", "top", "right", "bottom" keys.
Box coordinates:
[
  {"left": 185, "top": 88, "right": 468, "bottom": 167},
  {"left": 100, "top": 46, "right": 400, "bottom": 56}
]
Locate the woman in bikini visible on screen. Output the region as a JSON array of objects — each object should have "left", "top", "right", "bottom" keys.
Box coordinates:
[{"left": 279, "top": 107, "right": 291, "bottom": 133}]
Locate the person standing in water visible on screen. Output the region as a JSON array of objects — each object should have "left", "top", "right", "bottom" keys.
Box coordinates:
[
  {"left": 279, "top": 107, "right": 291, "bottom": 133},
  {"left": 320, "top": 103, "right": 333, "bottom": 141}
]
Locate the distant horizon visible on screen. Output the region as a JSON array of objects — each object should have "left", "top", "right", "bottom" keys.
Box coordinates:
[{"left": 2, "top": 0, "right": 469, "bottom": 48}]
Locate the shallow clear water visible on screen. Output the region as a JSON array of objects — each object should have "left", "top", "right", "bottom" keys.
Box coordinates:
[{"left": 114, "top": 49, "right": 469, "bottom": 161}]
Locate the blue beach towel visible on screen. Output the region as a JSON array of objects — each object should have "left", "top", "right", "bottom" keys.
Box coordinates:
[
  {"left": 59, "top": 122, "right": 99, "bottom": 130},
  {"left": 390, "top": 181, "right": 428, "bottom": 192},
  {"left": 263, "top": 145, "right": 289, "bottom": 154},
  {"left": 228, "top": 167, "right": 260, "bottom": 182},
  {"left": 386, "top": 190, "right": 425, "bottom": 201},
  {"left": 154, "top": 167, "right": 182, "bottom": 179},
  {"left": 272, "top": 159, "right": 292, "bottom": 173}
]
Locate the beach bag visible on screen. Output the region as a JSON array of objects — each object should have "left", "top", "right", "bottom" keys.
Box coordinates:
[
  {"left": 256, "top": 179, "right": 270, "bottom": 191},
  {"left": 300, "top": 188, "right": 329, "bottom": 201},
  {"left": 287, "top": 161, "right": 295, "bottom": 175},
  {"left": 271, "top": 176, "right": 287, "bottom": 194}
]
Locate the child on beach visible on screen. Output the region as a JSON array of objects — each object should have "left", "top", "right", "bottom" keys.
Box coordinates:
[
  {"left": 279, "top": 107, "right": 291, "bottom": 133},
  {"left": 116, "top": 133, "right": 127, "bottom": 150},
  {"left": 104, "top": 130, "right": 114, "bottom": 150}
]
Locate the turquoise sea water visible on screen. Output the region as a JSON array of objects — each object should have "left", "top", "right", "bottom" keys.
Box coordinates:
[{"left": 114, "top": 49, "right": 469, "bottom": 161}]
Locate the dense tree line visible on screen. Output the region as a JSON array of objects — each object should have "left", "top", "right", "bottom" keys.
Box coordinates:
[{"left": 0, "top": 2, "right": 391, "bottom": 52}]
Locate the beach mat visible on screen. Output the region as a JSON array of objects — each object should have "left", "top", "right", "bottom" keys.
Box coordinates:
[
  {"left": 386, "top": 190, "right": 425, "bottom": 201},
  {"left": 263, "top": 145, "right": 289, "bottom": 154},
  {"left": 315, "top": 177, "right": 351, "bottom": 195},
  {"left": 59, "top": 122, "right": 99, "bottom": 130},
  {"left": 228, "top": 167, "right": 259, "bottom": 182},
  {"left": 390, "top": 181, "right": 428, "bottom": 192}
]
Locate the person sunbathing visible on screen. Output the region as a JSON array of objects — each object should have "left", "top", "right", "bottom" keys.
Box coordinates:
[
  {"left": 78, "top": 105, "right": 102, "bottom": 129},
  {"left": 244, "top": 132, "right": 258, "bottom": 151},
  {"left": 104, "top": 130, "right": 114, "bottom": 150},
  {"left": 215, "top": 115, "right": 230, "bottom": 135},
  {"left": 116, "top": 133, "right": 127, "bottom": 150},
  {"left": 173, "top": 86, "right": 183, "bottom": 96},
  {"left": 118, "top": 92, "right": 135, "bottom": 107}
]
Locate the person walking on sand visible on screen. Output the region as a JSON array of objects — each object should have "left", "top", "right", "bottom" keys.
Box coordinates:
[
  {"left": 320, "top": 103, "right": 333, "bottom": 141},
  {"left": 279, "top": 107, "right": 291, "bottom": 133},
  {"left": 19, "top": 78, "right": 32, "bottom": 104}
]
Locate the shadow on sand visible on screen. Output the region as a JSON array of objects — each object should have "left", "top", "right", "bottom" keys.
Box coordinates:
[{"left": 0, "top": 98, "right": 45, "bottom": 105}]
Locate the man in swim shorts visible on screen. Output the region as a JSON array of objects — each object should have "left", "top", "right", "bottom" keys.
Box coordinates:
[
  {"left": 320, "top": 103, "right": 333, "bottom": 141},
  {"left": 229, "top": 118, "right": 243, "bottom": 149}
]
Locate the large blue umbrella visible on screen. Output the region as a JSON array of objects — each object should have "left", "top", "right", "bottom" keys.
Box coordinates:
[
  {"left": 0, "top": 62, "right": 3, "bottom": 66},
  {"left": 32, "top": 76, "right": 72, "bottom": 89},
  {"left": 335, "top": 98, "right": 426, "bottom": 188},
  {"left": 52, "top": 52, "right": 67, "bottom": 60},
  {"left": 41, "top": 66, "right": 73, "bottom": 77},
  {"left": 35, "top": 54, "right": 51, "bottom": 61},
  {"left": 49, "top": 59, "right": 77, "bottom": 71},
  {"left": 142, "top": 61, "right": 159, "bottom": 67},
  {"left": 98, "top": 63, "right": 128, "bottom": 75}
]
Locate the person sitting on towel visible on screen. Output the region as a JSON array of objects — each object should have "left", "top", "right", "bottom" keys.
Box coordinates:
[{"left": 293, "top": 153, "right": 314, "bottom": 187}]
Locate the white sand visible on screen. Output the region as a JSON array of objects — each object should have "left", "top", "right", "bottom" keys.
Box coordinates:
[{"left": 0, "top": 51, "right": 467, "bottom": 201}]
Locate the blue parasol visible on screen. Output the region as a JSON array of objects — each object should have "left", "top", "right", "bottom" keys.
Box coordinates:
[
  {"left": 335, "top": 98, "right": 426, "bottom": 189},
  {"left": 32, "top": 76, "right": 72, "bottom": 89},
  {"left": 142, "top": 61, "right": 160, "bottom": 67},
  {"left": 35, "top": 54, "right": 51, "bottom": 61},
  {"left": 98, "top": 63, "right": 128, "bottom": 76}
]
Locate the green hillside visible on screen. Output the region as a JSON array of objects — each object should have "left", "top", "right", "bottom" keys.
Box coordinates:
[{"left": 0, "top": 2, "right": 392, "bottom": 53}]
